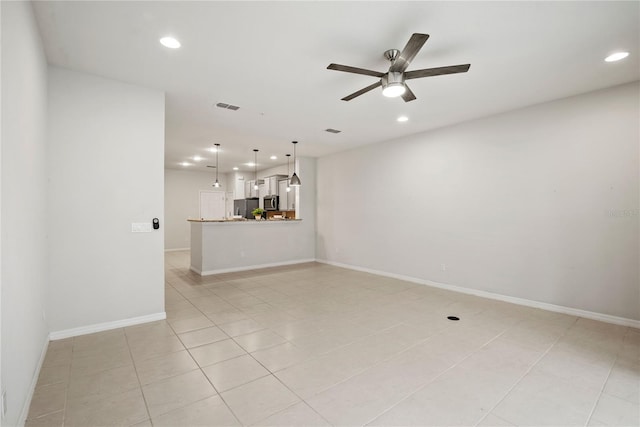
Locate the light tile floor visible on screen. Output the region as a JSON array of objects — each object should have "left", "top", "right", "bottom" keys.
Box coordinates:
[{"left": 27, "top": 251, "right": 639, "bottom": 426}]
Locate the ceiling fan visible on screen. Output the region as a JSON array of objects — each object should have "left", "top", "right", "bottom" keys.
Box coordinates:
[{"left": 327, "top": 33, "right": 470, "bottom": 102}]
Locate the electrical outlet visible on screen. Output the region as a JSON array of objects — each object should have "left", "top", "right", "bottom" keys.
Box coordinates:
[{"left": 441, "top": 263, "right": 447, "bottom": 271}]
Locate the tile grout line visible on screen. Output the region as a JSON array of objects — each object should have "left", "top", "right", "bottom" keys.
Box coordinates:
[
  {"left": 205, "top": 290, "right": 332, "bottom": 425},
  {"left": 583, "top": 330, "right": 626, "bottom": 426},
  {"left": 165, "top": 299, "right": 245, "bottom": 427},
  {"left": 157, "top": 310, "right": 243, "bottom": 424},
  {"left": 250, "top": 320, "right": 456, "bottom": 425},
  {"left": 361, "top": 328, "right": 511, "bottom": 426},
  {"left": 472, "top": 316, "right": 580, "bottom": 427},
  {"left": 123, "top": 327, "right": 155, "bottom": 426},
  {"left": 165, "top": 252, "right": 629, "bottom": 426}
]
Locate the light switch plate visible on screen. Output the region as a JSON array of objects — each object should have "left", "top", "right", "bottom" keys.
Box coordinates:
[{"left": 131, "top": 222, "right": 152, "bottom": 233}]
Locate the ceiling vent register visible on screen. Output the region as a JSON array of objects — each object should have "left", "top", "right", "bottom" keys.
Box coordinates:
[{"left": 216, "top": 102, "right": 240, "bottom": 110}]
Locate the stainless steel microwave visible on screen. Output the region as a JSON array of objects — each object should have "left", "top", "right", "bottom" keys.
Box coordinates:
[{"left": 263, "top": 195, "right": 279, "bottom": 211}]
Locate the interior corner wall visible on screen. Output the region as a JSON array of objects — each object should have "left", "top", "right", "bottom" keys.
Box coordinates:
[
  {"left": 47, "top": 67, "right": 165, "bottom": 333},
  {"left": 1, "top": 2, "right": 50, "bottom": 425},
  {"left": 164, "top": 168, "right": 229, "bottom": 250},
  {"left": 317, "top": 82, "right": 640, "bottom": 321}
]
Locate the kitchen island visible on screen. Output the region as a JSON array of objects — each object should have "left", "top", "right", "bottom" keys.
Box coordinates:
[{"left": 188, "top": 219, "right": 314, "bottom": 275}]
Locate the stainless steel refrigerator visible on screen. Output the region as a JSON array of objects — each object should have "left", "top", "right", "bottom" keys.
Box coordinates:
[{"left": 233, "top": 198, "right": 259, "bottom": 219}]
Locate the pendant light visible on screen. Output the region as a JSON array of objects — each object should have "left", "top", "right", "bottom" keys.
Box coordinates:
[
  {"left": 213, "top": 143, "right": 221, "bottom": 187},
  {"left": 290, "top": 141, "right": 301, "bottom": 186},
  {"left": 285, "top": 154, "right": 291, "bottom": 192},
  {"left": 253, "top": 149, "right": 259, "bottom": 190}
]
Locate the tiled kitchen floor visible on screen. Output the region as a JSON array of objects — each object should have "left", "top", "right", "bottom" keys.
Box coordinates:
[{"left": 27, "top": 251, "right": 639, "bottom": 426}]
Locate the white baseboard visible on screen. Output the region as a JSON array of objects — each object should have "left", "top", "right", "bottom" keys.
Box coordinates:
[
  {"left": 164, "top": 247, "right": 190, "bottom": 252},
  {"left": 49, "top": 312, "right": 167, "bottom": 341},
  {"left": 317, "top": 259, "right": 640, "bottom": 329},
  {"left": 18, "top": 333, "right": 50, "bottom": 426},
  {"left": 192, "top": 258, "right": 316, "bottom": 276}
]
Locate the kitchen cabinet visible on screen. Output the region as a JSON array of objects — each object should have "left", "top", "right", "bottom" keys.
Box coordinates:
[
  {"left": 258, "top": 182, "right": 267, "bottom": 209},
  {"left": 277, "top": 179, "right": 295, "bottom": 211},
  {"left": 263, "top": 175, "right": 287, "bottom": 196},
  {"left": 260, "top": 180, "right": 270, "bottom": 197},
  {"left": 235, "top": 178, "right": 245, "bottom": 199}
]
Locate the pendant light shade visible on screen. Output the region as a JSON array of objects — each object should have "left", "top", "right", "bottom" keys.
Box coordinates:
[
  {"left": 213, "top": 143, "right": 221, "bottom": 187},
  {"left": 253, "top": 149, "right": 259, "bottom": 190},
  {"left": 285, "top": 154, "right": 291, "bottom": 192},
  {"left": 290, "top": 141, "right": 301, "bottom": 186}
]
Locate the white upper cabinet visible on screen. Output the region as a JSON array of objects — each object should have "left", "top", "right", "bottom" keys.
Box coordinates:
[
  {"left": 234, "top": 178, "right": 245, "bottom": 200},
  {"left": 266, "top": 175, "right": 287, "bottom": 196}
]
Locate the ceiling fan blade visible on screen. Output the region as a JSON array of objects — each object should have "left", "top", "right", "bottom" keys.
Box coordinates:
[
  {"left": 389, "top": 33, "right": 429, "bottom": 73},
  {"left": 341, "top": 81, "right": 382, "bottom": 101},
  {"left": 401, "top": 85, "right": 417, "bottom": 102},
  {"left": 327, "top": 63, "right": 384, "bottom": 78},
  {"left": 405, "top": 64, "right": 471, "bottom": 80}
]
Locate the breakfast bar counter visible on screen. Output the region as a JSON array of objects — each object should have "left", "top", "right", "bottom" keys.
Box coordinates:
[{"left": 188, "top": 219, "right": 313, "bottom": 275}]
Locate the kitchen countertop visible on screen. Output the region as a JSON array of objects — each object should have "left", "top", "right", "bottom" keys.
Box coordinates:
[{"left": 187, "top": 218, "right": 301, "bottom": 223}]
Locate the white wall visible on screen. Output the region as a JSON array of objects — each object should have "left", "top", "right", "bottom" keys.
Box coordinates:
[
  {"left": 164, "top": 168, "right": 228, "bottom": 250},
  {"left": 1, "top": 2, "right": 50, "bottom": 425},
  {"left": 47, "top": 67, "right": 165, "bottom": 333},
  {"left": 317, "top": 82, "right": 639, "bottom": 321}
]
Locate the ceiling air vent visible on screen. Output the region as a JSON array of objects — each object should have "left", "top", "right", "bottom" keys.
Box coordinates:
[
  {"left": 325, "top": 128, "right": 341, "bottom": 134},
  {"left": 216, "top": 102, "right": 240, "bottom": 111}
]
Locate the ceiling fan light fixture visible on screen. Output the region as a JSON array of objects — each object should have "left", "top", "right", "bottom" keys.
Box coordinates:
[
  {"left": 381, "top": 72, "right": 406, "bottom": 98},
  {"left": 382, "top": 84, "right": 406, "bottom": 98}
]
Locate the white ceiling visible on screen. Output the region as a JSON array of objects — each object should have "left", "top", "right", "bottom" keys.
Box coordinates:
[{"left": 33, "top": 1, "right": 639, "bottom": 174}]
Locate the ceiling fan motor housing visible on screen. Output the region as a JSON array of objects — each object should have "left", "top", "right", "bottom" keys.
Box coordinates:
[{"left": 382, "top": 71, "right": 405, "bottom": 88}]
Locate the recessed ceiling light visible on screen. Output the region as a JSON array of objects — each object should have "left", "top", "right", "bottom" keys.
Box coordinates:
[
  {"left": 397, "top": 116, "right": 409, "bottom": 122},
  {"left": 270, "top": 155, "right": 277, "bottom": 160},
  {"left": 605, "top": 51, "right": 629, "bottom": 62},
  {"left": 160, "top": 36, "right": 181, "bottom": 49},
  {"left": 193, "top": 155, "right": 203, "bottom": 161},
  {"left": 207, "top": 147, "right": 218, "bottom": 153},
  {"left": 232, "top": 167, "right": 239, "bottom": 171},
  {"left": 180, "top": 162, "right": 191, "bottom": 167},
  {"left": 246, "top": 162, "right": 255, "bottom": 167}
]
